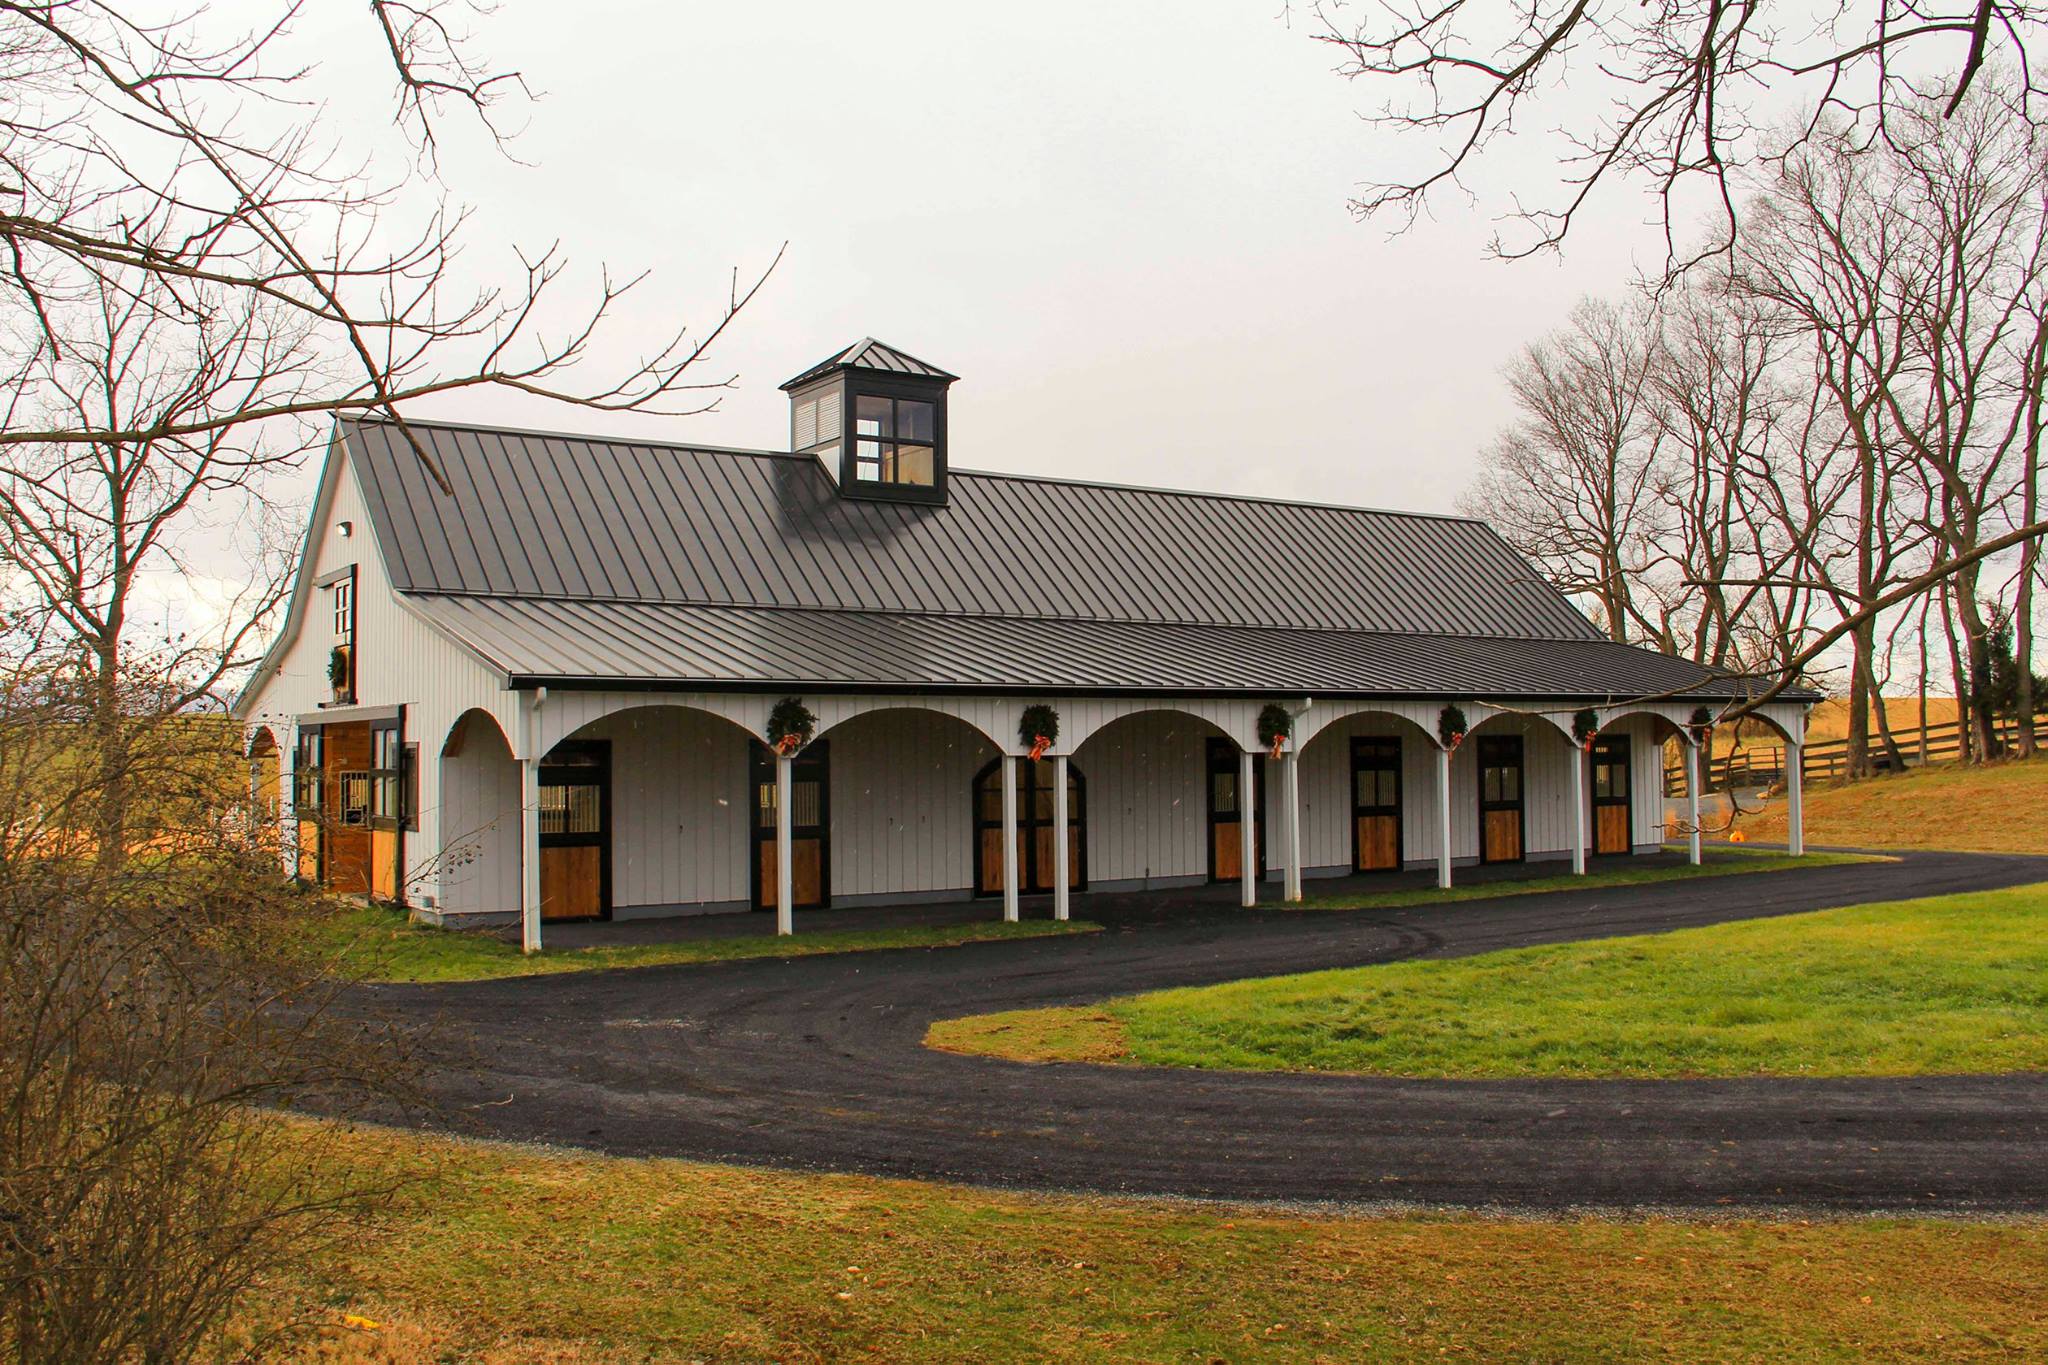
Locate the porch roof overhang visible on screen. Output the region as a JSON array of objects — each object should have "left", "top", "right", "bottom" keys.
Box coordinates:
[{"left": 403, "top": 592, "right": 1817, "bottom": 705}]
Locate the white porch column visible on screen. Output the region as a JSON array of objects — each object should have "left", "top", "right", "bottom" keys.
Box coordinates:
[
  {"left": 1052, "top": 753, "right": 1071, "bottom": 921},
  {"left": 1570, "top": 745, "right": 1587, "bottom": 875},
  {"left": 520, "top": 754, "right": 542, "bottom": 954},
  {"left": 775, "top": 751, "right": 794, "bottom": 935},
  {"left": 1239, "top": 748, "right": 1258, "bottom": 908},
  {"left": 1001, "top": 753, "right": 1020, "bottom": 922},
  {"left": 1685, "top": 739, "right": 1703, "bottom": 866},
  {"left": 1434, "top": 745, "right": 1452, "bottom": 890},
  {"left": 1283, "top": 750, "right": 1303, "bottom": 902},
  {"left": 1786, "top": 741, "right": 1805, "bottom": 856}
]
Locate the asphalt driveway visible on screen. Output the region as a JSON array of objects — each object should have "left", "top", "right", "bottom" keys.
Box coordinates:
[{"left": 377, "top": 850, "right": 2048, "bottom": 1213}]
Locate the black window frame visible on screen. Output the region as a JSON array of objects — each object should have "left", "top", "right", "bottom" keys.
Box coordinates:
[
  {"left": 1475, "top": 734, "right": 1526, "bottom": 865},
  {"left": 835, "top": 375, "right": 948, "bottom": 505},
  {"left": 971, "top": 757, "right": 1087, "bottom": 897},
  {"left": 1349, "top": 736, "right": 1404, "bottom": 872}
]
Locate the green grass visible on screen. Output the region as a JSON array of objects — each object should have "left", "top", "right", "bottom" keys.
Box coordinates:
[
  {"left": 929, "top": 883, "right": 2048, "bottom": 1079},
  {"left": 279, "top": 1124, "right": 2048, "bottom": 1363},
  {"left": 1287, "top": 845, "right": 1879, "bottom": 911},
  {"left": 306, "top": 902, "right": 1099, "bottom": 984}
]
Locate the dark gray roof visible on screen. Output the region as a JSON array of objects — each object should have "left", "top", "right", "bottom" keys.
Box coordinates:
[
  {"left": 779, "top": 337, "right": 959, "bottom": 390},
  {"left": 402, "top": 593, "right": 1788, "bottom": 701},
  {"left": 346, "top": 417, "right": 1599, "bottom": 638},
  {"left": 343, "top": 416, "right": 1805, "bottom": 702}
]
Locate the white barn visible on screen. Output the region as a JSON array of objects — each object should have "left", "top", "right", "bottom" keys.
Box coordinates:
[{"left": 234, "top": 339, "right": 1814, "bottom": 948}]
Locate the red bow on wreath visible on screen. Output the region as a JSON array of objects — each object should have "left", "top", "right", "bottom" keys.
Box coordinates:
[
  {"left": 775, "top": 732, "right": 804, "bottom": 757},
  {"left": 1267, "top": 736, "right": 1285, "bottom": 760},
  {"left": 1027, "top": 734, "right": 1052, "bottom": 761}
]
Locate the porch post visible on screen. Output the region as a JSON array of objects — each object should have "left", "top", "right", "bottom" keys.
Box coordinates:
[
  {"left": 775, "top": 751, "right": 794, "bottom": 935},
  {"left": 1570, "top": 744, "right": 1587, "bottom": 875},
  {"left": 1239, "top": 748, "right": 1258, "bottom": 908},
  {"left": 1052, "top": 753, "right": 1071, "bottom": 921},
  {"left": 1001, "top": 753, "right": 1020, "bottom": 921},
  {"left": 1434, "top": 744, "right": 1452, "bottom": 890},
  {"left": 1283, "top": 750, "right": 1303, "bottom": 902},
  {"left": 520, "top": 755, "right": 542, "bottom": 954},
  {"left": 1786, "top": 740, "right": 1805, "bottom": 856},
  {"left": 1685, "top": 738, "right": 1703, "bottom": 866}
]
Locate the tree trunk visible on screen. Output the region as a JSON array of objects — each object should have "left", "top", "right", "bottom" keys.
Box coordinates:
[
  {"left": 1845, "top": 620, "right": 1875, "bottom": 778},
  {"left": 91, "top": 636, "right": 129, "bottom": 874},
  {"left": 1941, "top": 581, "right": 1973, "bottom": 763}
]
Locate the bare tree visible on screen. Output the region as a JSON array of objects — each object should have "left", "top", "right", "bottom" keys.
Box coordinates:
[
  {"left": 1309, "top": 0, "right": 2048, "bottom": 266},
  {"left": 1462, "top": 297, "right": 1670, "bottom": 641}
]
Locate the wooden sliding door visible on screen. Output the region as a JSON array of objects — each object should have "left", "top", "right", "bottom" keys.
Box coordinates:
[
  {"left": 1476, "top": 735, "right": 1525, "bottom": 864},
  {"left": 539, "top": 740, "right": 610, "bottom": 921},
  {"left": 1351, "top": 737, "right": 1403, "bottom": 872}
]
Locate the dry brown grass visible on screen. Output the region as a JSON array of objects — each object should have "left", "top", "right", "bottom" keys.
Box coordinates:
[
  {"left": 1734, "top": 754, "right": 2048, "bottom": 853},
  {"left": 262, "top": 1124, "right": 2048, "bottom": 1363}
]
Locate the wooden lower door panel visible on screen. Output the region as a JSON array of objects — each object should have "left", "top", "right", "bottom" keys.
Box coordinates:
[
  {"left": 760, "top": 837, "right": 825, "bottom": 908},
  {"left": 1482, "top": 809, "right": 1523, "bottom": 863},
  {"left": 1595, "top": 804, "right": 1630, "bottom": 855},
  {"left": 541, "top": 845, "right": 604, "bottom": 921},
  {"left": 1212, "top": 821, "right": 1243, "bottom": 882},
  {"left": 296, "top": 820, "right": 322, "bottom": 882},
  {"left": 370, "top": 828, "right": 401, "bottom": 901},
  {"left": 1356, "top": 814, "right": 1400, "bottom": 871}
]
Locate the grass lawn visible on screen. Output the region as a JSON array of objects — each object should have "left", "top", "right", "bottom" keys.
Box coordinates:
[
  {"left": 307, "top": 903, "right": 1099, "bottom": 984},
  {"left": 1732, "top": 753, "right": 2048, "bottom": 855},
  {"left": 928, "top": 883, "right": 2048, "bottom": 1079},
  {"left": 1288, "top": 845, "right": 1878, "bottom": 912},
  {"left": 275, "top": 1124, "right": 2047, "bottom": 1363}
]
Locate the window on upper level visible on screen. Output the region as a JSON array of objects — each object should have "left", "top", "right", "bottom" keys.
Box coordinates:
[
  {"left": 333, "top": 574, "right": 354, "bottom": 642},
  {"left": 853, "top": 394, "right": 937, "bottom": 487}
]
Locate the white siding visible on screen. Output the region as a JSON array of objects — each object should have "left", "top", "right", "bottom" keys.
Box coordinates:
[
  {"left": 574, "top": 706, "right": 754, "bottom": 912},
  {"left": 438, "top": 712, "right": 521, "bottom": 918},
  {"left": 1074, "top": 709, "right": 1214, "bottom": 885},
  {"left": 826, "top": 708, "right": 997, "bottom": 900}
]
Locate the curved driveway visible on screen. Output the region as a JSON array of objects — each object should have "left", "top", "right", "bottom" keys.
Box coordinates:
[{"left": 382, "top": 852, "right": 2048, "bottom": 1213}]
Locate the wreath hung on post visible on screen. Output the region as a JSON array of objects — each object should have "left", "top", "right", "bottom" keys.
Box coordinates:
[
  {"left": 766, "top": 697, "right": 815, "bottom": 757},
  {"left": 1438, "top": 704, "right": 1468, "bottom": 750},
  {"left": 1019, "top": 704, "right": 1060, "bottom": 761},
  {"left": 1256, "top": 703, "right": 1293, "bottom": 760},
  {"left": 1571, "top": 708, "right": 1601, "bottom": 750}
]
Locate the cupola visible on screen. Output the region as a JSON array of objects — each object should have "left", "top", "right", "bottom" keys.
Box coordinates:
[{"left": 782, "top": 338, "right": 956, "bottom": 504}]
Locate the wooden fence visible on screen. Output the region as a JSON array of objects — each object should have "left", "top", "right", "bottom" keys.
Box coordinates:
[{"left": 1663, "top": 710, "right": 2048, "bottom": 795}]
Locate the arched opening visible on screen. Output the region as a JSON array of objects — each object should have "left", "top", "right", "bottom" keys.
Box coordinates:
[
  {"left": 245, "top": 728, "right": 282, "bottom": 859},
  {"left": 1071, "top": 708, "right": 1237, "bottom": 890},
  {"left": 438, "top": 707, "right": 520, "bottom": 923},
  {"left": 1460, "top": 711, "right": 1549, "bottom": 866},
  {"left": 972, "top": 757, "right": 1085, "bottom": 896},
  {"left": 1584, "top": 710, "right": 1689, "bottom": 857},
  {"left": 812, "top": 705, "right": 998, "bottom": 907},
  {"left": 1295, "top": 709, "right": 1440, "bottom": 876},
  {"left": 545, "top": 703, "right": 762, "bottom": 920}
]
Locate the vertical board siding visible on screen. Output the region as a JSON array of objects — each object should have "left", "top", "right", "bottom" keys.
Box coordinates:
[
  {"left": 827, "top": 709, "right": 997, "bottom": 898},
  {"left": 438, "top": 717, "right": 521, "bottom": 917},
  {"left": 1073, "top": 710, "right": 1211, "bottom": 884},
  {"left": 1294, "top": 713, "right": 1438, "bottom": 871},
  {"left": 574, "top": 707, "right": 752, "bottom": 910}
]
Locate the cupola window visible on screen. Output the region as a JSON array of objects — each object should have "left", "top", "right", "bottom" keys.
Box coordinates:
[{"left": 854, "top": 394, "right": 936, "bottom": 486}]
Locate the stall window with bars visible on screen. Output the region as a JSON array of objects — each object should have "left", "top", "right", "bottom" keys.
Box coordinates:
[
  {"left": 540, "top": 782, "right": 604, "bottom": 836},
  {"left": 756, "top": 777, "right": 822, "bottom": 829}
]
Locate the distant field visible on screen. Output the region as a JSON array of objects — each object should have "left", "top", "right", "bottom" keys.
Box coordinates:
[
  {"left": 927, "top": 882, "right": 2048, "bottom": 1080},
  {"left": 1693, "top": 696, "right": 1959, "bottom": 760},
  {"left": 1733, "top": 754, "right": 2048, "bottom": 854},
  {"left": 277, "top": 1125, "right": 2048, "bottom": 1363}
]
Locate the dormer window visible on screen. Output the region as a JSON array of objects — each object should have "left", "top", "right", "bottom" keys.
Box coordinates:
[{"left": 783, "top": 338, "right": 956, "bottom": 505}]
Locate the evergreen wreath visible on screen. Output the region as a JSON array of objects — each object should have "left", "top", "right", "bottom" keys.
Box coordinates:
[
  {"left": 766, "top": 697, "right": 816, "bottom": 757},
  {"left": 1256, "top": 703, "right": 1293, "bottom": 759},
  {"left": 1688, "top": 705, "right": 1715, "bottom": 744},
  {"left": 327, "top": 646, "right": 350, "bottom": 693},
  {"left": 1019, "top": 704, "right": 1060, "bottom": 760},
  {"left": 1438, "top": 704, "right": 1468, "bottom": 749},
  {"left": 1572, "top": 708, "right": 1601, "bottom": 749}
]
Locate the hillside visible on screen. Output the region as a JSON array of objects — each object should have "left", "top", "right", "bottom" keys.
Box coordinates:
[{"left": 1731, "top": 754, "right": 2048, "bottom": 854}]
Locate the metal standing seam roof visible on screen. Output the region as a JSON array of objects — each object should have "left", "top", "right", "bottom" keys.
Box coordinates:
[
  {"left": 402, "top": 594, "right": 1795, "bottom": 701},
  {"left": 778, "top": 337, "right": 960, "bottom": 389},
  {"left": 343, "top": 416, "right": 1807, "bottom": 702},
  {"left": 345, "top": 418, "right": 1603, "bottom": 638}
]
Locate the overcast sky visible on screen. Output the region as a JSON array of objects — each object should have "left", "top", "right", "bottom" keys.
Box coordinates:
[{"left": 268, "top": 0, "right": 1690, "bottom": 520}]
